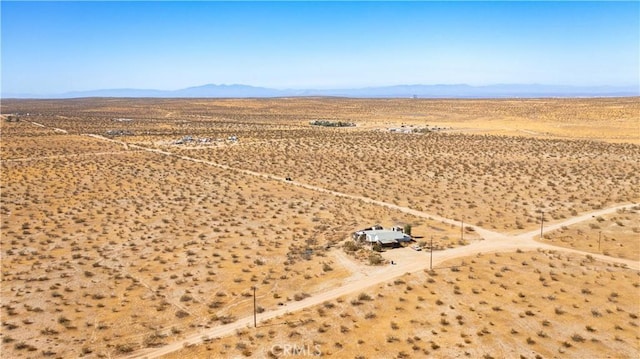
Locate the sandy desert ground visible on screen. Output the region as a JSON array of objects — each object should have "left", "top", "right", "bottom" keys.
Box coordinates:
[
  {"left": 166, "top": 249, "right": 639, "bottom": 359},
  {"left": 1, "top": 97, "right": 638, "bottom": 358},
  {"left": 540, "top": 207, "right": 640, "bottom": 261}
]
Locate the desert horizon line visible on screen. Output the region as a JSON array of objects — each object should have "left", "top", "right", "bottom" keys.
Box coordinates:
[{"left": 3, "top": 82, "right": 639, "bottom": 100}]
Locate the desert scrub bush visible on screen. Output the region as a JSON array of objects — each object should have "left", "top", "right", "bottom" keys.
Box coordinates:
[
  {"left": 323, "top": 301, "right": 335, "bottom": 309},
  {"left": 254, "top": 258, "right": 265, "bottom": 266},
  {"left": 209, "top": 300, "right": 224, "bottom": 309},
  {"left": 175, "top": 310, "right": 190, "bottom": 318},
  {"left": 115, "top": 343, "right": 136, "bottom": 354},
  {"left": 14, "top": 341, "right": 37, "bottom": 351},
  {"left": 144, "top": 332, "right": 167, "bottom": 347},
  {"left": 368, "top": 253, "right": 383, "bottom": 265},
  {"left": 294, "top": 292, "right": 310, "bottom": 301},
  {"left": 342, "top": 241, "right": 360, "bottom": 252},
  {"left": 57, "top": 315, "right": 71, "bottom": 327},
  {"left": 571, "top": 333, "right": 586, "bottom": 343},
  {"left": 216, "top": 315, "right": 237, "bottom": 324},
  {"left": 40, "top": 327, "right": 59, "bottom": 335}
]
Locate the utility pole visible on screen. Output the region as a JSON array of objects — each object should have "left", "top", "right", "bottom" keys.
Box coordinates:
[
  {"left": 253, "top": 286, "right": 257, "bottom": 328},
  {"left": 540, "top": 211, "right": 544, "bottom": 239},
  {"left": 430, "top": 236, "right": 433, "bottom": 271},
  {"left": 598, "top": 231, "right": 602, "bottom": 252},
  {"left": 460, "top": 218, "right": 464, "bottom": 243}
]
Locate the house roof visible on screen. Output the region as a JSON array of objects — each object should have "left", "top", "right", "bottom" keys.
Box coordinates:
[{"left": 363, "top": 230, "right": 409, "bottom": 243}]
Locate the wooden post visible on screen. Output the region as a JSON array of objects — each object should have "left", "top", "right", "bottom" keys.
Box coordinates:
[
  {"left": 430, "top": 236, "right": 433, "bottom": 271},
  {"left": 253, "top": 286, "right": 257, "bottom": 328},
  {"left": 598, "top": 231, "right": 601, "bottom": 252},
  {"left": 540, "top": 211, "right": 544, "bottom": 239}
]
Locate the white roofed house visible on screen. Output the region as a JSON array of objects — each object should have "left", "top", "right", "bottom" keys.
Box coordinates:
[
  {"left": 362, "top": 229, "right": 412, "bottom": 248},
  {"left": 352, "top": 224, "right": 383, "bottom": 241}
]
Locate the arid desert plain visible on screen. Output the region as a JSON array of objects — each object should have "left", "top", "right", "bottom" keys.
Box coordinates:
[{"left": 1, "top": 97, "right": 639, "bottom": 358}]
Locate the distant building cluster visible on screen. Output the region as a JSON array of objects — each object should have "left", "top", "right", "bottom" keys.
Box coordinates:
[
  {"left": 388, "top": 125, "right": 449, "bottom": 134},
  {"left": 4, "top": 113, "right": 29, "bottom": 122},
  {"left": 105, "top": 129, "right": 134, "bottom": 137},
  {"left": 309, "top": 120, "right": 355, "bottom": 128},
  {"left": 174, "top": 135, "right": 238, "bottom": 145}
]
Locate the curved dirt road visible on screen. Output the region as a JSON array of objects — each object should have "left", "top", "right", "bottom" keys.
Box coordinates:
[
  {"left": 126, "top": 203, "right": 638, "bottom": 359},
  {"left": 83, "top": 134, "right": 504, "bottom": 238},
  {"left": 75, "top": 134, "right": 639, "bottom": 358}
]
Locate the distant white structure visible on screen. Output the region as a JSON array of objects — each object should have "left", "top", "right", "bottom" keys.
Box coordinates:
[{"left": 388, "top": 127, "right": 413, "bottom": 134}]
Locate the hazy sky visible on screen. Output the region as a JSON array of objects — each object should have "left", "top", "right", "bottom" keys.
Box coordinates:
[{"left": 2, "top": 1, "right": 638, "bottom": 94}]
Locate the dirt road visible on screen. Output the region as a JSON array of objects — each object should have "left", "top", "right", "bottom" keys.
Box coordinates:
[
  {"left": 83, "top": 134, "right": 501, "bottom": 236},
  {"left": 126, "top": 202, "right": 637, "bottom": 359},
  {"left": 35, "top": 131, "right": 635, "bottom": 358},
  {"left": 0, "top": 151, "right": 140, "bottom": 163}
]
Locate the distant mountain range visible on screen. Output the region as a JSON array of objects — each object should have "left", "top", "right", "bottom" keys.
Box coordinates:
[{"left": 3, "top": 83, "right": 639, "bottom": 99}]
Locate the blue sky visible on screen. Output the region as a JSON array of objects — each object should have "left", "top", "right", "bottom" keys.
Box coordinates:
[{"left": 1, "top": 1, "right": 638, "bottom": 95}]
